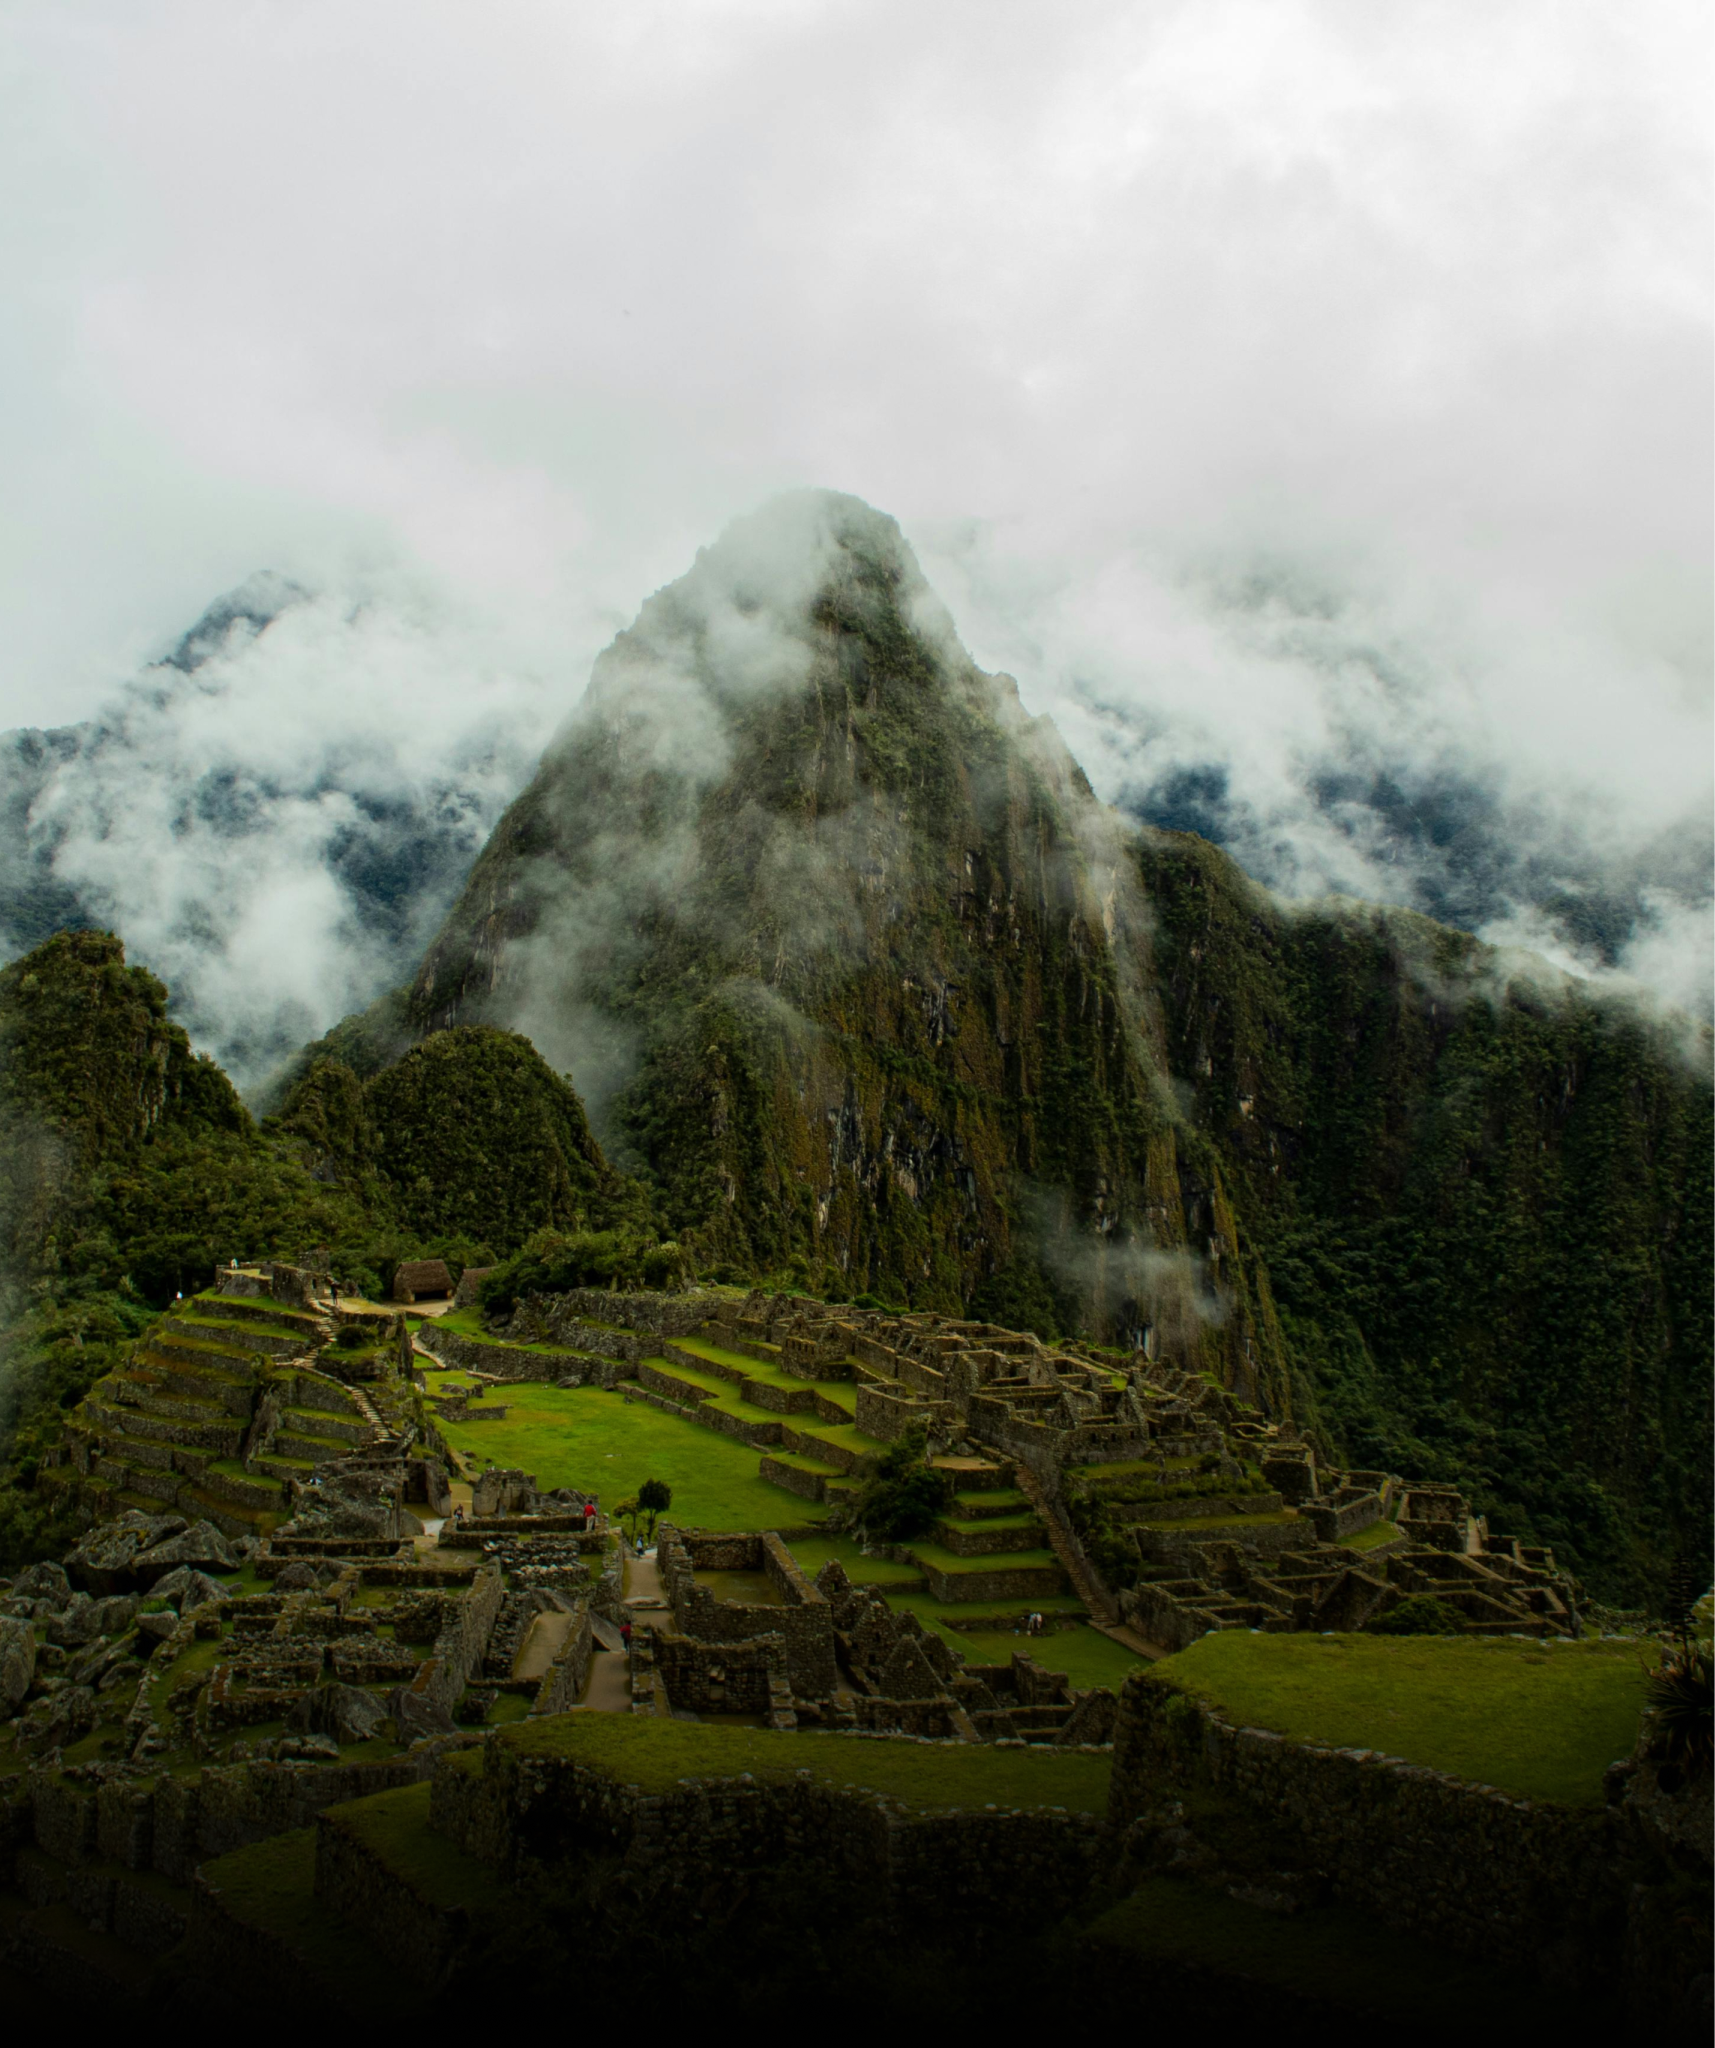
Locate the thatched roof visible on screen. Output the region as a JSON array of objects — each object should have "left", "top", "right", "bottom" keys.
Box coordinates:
[{"left": 393, "top": 1258, "right": 453, "bottom": 1300}]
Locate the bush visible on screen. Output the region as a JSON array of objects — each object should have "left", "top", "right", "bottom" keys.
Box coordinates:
[
  {"left": 1644, "top": 1644, "right": 1712, "bottom": 1775},
  {"left": 1370, "top": 1594, "right": 1465, "bottom": 1636},
  {"left": 478, "top": 1229, "right": 692, "bottom": 1318},
  {"left": 850, "top": 1426, "right": 953, "bottom": 1541}
]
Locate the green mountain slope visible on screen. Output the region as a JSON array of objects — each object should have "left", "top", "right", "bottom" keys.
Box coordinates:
[
  {"left": 390, "top": 492, "right": 1710, "bottom": 1599},
  {"left": 1136, "top": 831, "right": 1712, "bottom": 1595},
  {"left": 406, "top": 492, "right": 1274, "bottom": 1366},
  {"left": 0, "top": 938, "right": 655, "bottom": 1557}
]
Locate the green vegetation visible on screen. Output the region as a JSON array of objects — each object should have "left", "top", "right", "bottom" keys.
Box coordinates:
[
  {"left": 477, "top": 1224, "right": 688, "bottom": 1315},
  {"left": 952, "top": 1624, "right": 1146, "bottom": 1691},
  {"left": 780, "top": 1532, "right": 924, "bottom": 1587},
  {"left": 501, "top": 1706, "right": 1112, "bottom": 1812},
  {"left": 422, "top": 1372, "right": 819, "bottom": 1529},
  {"left": 1085, "top": 1878, "right": 1595, "bottom": 2028},
  {"left": 196, "top": 1828, "right": 419, "bottom": 2017},
  {"left": 331, "top": 1782, "right": 497, "bottom": 1913},
  {"left": 1641, "top": 1643, "right": 1712, "bottom": 1773},
  {"left": 1369, "top": 1592, "right": 1464, "bottom": 1635},
  {"left": 1157, "top": 1630, "right": 1649, "bottom": 1806},
  {"left": 847, "top": 1422, "right": 954, "bottom": 1539}
]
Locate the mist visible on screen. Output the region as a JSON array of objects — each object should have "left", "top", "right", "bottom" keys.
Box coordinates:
[{"left": 0, "top": 1, "right": 1705, "bottom": 1070}]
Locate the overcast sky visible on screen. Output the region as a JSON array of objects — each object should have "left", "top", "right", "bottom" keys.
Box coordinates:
[{"left": 2, "top": 1, "right": 1709, "bottom": 1036}]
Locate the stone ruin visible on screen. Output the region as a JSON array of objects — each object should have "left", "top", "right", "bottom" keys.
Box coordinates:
[
  {"left": 524, "top": 1287, "right": 1583, "bottom": 1646},
  {"left": 634, "top": 1528, "right": 1115, "bottom": 1746}
]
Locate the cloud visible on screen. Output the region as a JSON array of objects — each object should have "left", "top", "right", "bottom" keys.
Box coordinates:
[
  {"left": 5, "top": 574, "right": 554, "bottom": 1090},
  {"left": 0, "top": 1, "right": 1704, "bottom": 1039}
]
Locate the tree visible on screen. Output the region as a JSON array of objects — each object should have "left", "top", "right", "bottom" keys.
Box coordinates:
[
  {"left": 613, "top": 1496, "right": 641, "bottom": 1544},
  {"left": 637, "top": 1477, "right": 673, "bottom": 1543},
  {"left": 849, "top": 1425, "right": 953, "bottom": 1541}
]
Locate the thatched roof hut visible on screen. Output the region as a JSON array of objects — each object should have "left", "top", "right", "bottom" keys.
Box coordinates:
[{"left": 392, "top": 1258, "right": 453, "bottom": 1303}]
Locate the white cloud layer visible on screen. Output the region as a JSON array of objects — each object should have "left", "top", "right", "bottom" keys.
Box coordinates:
[{"left": 0, "top": 0, "right": 1708, "bottom": 1048}]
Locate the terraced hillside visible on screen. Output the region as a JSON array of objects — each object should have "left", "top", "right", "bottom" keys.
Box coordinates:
[{"left": 47, "top": 1288, "right": 391, "bottom": 1539}]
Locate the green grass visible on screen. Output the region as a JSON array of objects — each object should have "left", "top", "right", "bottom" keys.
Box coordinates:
[
  {"left": 639, "top": 1357, "right": 789, "bottom": 1426},
  {"left": 952, "top": 1624, "right": 1146, "bottom": 1691},
  {"left": 196, "top": 1827, "right": 421, "bottom": 2015},
  {"left": 502, "top": 1710, "right": 1110, "bottom": 1812},
  {"left": 953, "top": 1488, "right": 1030, "bottom": 1511},
  {"left": 790, "top": 1420, "right": 887, "bottom": 1465},
  {"left": 936, "top": 1512, "right": 1042, "bottom": 1538},
  {"left": 424, "top": 1375, "right": 822, "bottom": 1529},
  {"left": 782, "top": 1532, "right": 924, "bottom": 1587},
  {"left": 905, "top": 1540, "right": 1063, "bottom": 1578},
  {"left": 1339, "top": 1520, "right": 1401, "bottom": 1551},
  {"left": 1084, "top": 1878, "right": 1595, "bottom": 2026},
  {"left": 331, "top": 1781, "right": 496, "bottom": 1912},
  {"left": 1158, "top": 1632, "right": 1648, "bottom": 1806}
]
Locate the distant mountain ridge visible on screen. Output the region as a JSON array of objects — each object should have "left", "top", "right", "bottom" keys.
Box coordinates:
[{"left": 0, "top": 575, "right": 536, "bottom": 1089}]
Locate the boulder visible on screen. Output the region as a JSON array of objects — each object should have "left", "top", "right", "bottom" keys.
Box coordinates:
[
  {"left": 54, "top": 1592, "right": 140, "bottom": 1646},
  {"left": 293, "top": 1681, "right": 389, "bottom": 1746},
  {"left": 67, "top": 1513, "right": 187, "bottom": 1590},
  {"left": 272, "top": 1562, "right": 324, "bottom": 1593},
  {"left": 0, "top": 1616, "right": 35, "bottom": 1711},
  {"left": 133, "top": 1520, "right": 237, "bottom": 1580},
  {"left": 387, "top": 1684, "right": 456, "bottom": 1741},
  {"left": 47, "top": 1593, "right": 95, "bottom": 1647},
  {"left": 135, "top": 1611, "right": 179, "bottom": 1648},
  {"left": 148, "top": 1567, "right": 230, "bottom": 1614},
  {"left": 12, "top": 1561, "right": 73, "bottom": 1610}
]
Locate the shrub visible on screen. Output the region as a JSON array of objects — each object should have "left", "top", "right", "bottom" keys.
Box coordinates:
[
  {"left": 1370, "top": 1594, "right": 1465, "bottom": 1636},
  {"left": 478, "top": 1229, "right": 692, "bottom": 1317},
  {"left": 1644, "top": 1644, "right": 1712, "bottom": 1775},
  {"left": 850, "top": 1425, "right": 953, "bottom": 1540}
]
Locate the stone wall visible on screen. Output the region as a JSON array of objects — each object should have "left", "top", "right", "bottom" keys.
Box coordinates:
[
  {"left": 529, "top": 1600, "right": 593, "bottom": 1717},
  {"left": 656, "top": 1528, "right": 837, "bottom": 1698},
  {"left": 1109, "top": 1669, "right": 1630, "bottom": 1980},
  {"left": 417, "top": 1326, "right": 611, "bottom": 1384},
  {"left": 651, "top": 1629, "right": 794, "bottom": 1719},
  {"left": 429, "top": 1737, "right": 1107, "bottom": 1931},
  {"left": 397, "top": 1560, "right": 503, "bottom": 1718},
  {"left": 17, "top": 1747, "right": 459, "bottom": 1888},
  {"left": 916, "top": 1556, "right": 1064, "bottom": 1604}
]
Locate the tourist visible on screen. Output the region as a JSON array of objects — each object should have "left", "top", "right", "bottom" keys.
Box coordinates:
[
  {"left": 583, "top": 1500, "right": 597, "bottom": 1530},
  {"left": 1026, "top": 1611, "right": 1043, "bottom": 1636},
  {"left": 620, "top": 1620, "right": 633, "bottom": 1652}
]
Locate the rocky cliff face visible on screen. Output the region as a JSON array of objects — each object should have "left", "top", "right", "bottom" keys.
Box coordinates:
[
  {"left": 405, "top": 494, "right": 1281, "bottom": 1392},
  {"left": 387, "top": 492, "right": 1709, "bottom": 1595}
]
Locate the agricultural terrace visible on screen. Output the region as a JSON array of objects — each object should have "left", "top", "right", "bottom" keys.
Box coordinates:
[
  {"left": 419, "top": 1363, "right": 1148, "bottom": 1694},
  {"left": 1155, "top": 1632, "right": 1650, "bottom": 1807}
]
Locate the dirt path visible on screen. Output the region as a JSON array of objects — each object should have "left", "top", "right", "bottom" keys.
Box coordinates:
[
  {"left": 622, "top": 1550, "right": 669, "bottom": 1627},
  {"left": 513, "top": 1608, "right": 576, "bottom": 1681},
  {"left": 580, "top": 1651, "right": 631, "bottom": 1711}
]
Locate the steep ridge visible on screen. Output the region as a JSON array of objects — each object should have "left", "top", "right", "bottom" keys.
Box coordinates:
[
  {"left": 405, "top": 493, "right": 1284, "bottom": 1395},
  {"left": 393, "top": 492, "right": 1709, "bottom": 1600}
]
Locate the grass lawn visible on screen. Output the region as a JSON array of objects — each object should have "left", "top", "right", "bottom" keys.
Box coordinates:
[
  {"left": 197, "top": 1828, "right": 420, "bottom": 2015},
  {"left": 425, "top": 1376, "right": 822, "bottom": 1530},
  {"left": 503, "top": 1709, "right": 1111, "bottom": 1813},
  {"left": 952, "top": 1624, "right": 1146, "bottom": 1692},
  {"left": 782, "top": 1532, "right": 924, "bottom": 1587},
  {"left": 1339, "top": 1520, "right": 1402, "bottom": 1551},
  {"left": 1158, "top": 1632, "right": 1648, "bottom": 1806},
  {"left": 331, "top": 1782, "right": 497, "bottom": 1912},
  {"left": 1085, "top": 1878, "right": 1596, "bottom": 2028},
  {"left": 905, "top": 1539, "right": 1063, "bottom": 1578}
]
